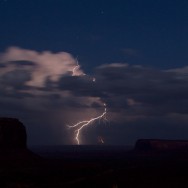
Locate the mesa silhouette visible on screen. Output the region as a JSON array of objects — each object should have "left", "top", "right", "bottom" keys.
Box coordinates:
[
  {"left": 0, "top": 117, "right": 40, "bottom": 165},
  {"left": 1, "top": 117, "right": 188, "bottom": 188}
]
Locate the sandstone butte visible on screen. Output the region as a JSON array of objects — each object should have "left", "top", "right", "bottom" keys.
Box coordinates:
[
  {"left": 135, "top": 139, "right": 188, "bottom": 152},
  {"left": 0, "top": 117, "right": 40, "bottom": 165}
]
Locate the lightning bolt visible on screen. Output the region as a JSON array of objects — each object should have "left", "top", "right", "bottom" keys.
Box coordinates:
[
  {"left": 72, "top": 59, "right": 80, "bottom": 76},
  {"left": 72, "top": 57, "right": 86, "bottom": 76},
  {"left": 68, "top": 58, "right": 107, "bottom": 145},
  {"left": 98, "top": 136, "right": 105, "bottom": 144},
  {"left": 68, "top": 103, "right": 107, "bottom": 145}
]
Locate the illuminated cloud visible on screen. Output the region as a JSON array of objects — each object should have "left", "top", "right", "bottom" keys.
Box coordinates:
[
  {"left": 98, "top": 63, "right": 129, "bottom": 69},
  {"left": 0, "top": 47, "right": 106, "bottom": 145},
  {"left": 0, "top": 46, "right": 84, "bottom": 87},
  {"left": 1, "top": 47, "right": 188, "bottom": 145}
]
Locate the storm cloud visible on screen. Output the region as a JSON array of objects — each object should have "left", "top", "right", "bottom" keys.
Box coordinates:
[{"left": 1, "top": 47, "right": 188, "bottom": 145}]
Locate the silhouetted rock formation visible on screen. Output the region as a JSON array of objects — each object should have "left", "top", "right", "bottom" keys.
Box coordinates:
[
  {"left": 0, "top": 117, "right": 27, "bottom": 149},
  {"left": 135, "top": 139, "right": 188, "bottom": 152},
  {"left": 0, "top": 117, "right": 41, "bottom": 165}
]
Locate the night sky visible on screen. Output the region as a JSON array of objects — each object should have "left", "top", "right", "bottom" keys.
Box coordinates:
[{"left": 1, "top": 0, "right": 188, "bottom": 146}]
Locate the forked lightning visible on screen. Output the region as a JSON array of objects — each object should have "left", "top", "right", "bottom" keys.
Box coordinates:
[
  {"left": 68, "top": 59, "right": 107, "bottom": 144},
  {"left": 67, "top": 103, "right": 107, "bottom": 145}
]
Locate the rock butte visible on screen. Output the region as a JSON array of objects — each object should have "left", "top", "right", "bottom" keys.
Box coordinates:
[
  {"left": 0, "top": 117, "right": 40, "bottom": 165},
  {"left": 135, "top": 139, "right": 188, "bottom": 152},
  {"left": 0, "top": 117, "right": 27, "bottom": 149}
]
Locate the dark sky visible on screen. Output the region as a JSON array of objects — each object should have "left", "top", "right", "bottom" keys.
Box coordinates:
[{"left": 0, "top": 0, "right": 188, "bottom": 146}]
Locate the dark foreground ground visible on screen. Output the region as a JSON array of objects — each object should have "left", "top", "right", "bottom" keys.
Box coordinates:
[{"left": 1, "top": 145, "right": 188, "bottom": 188}]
